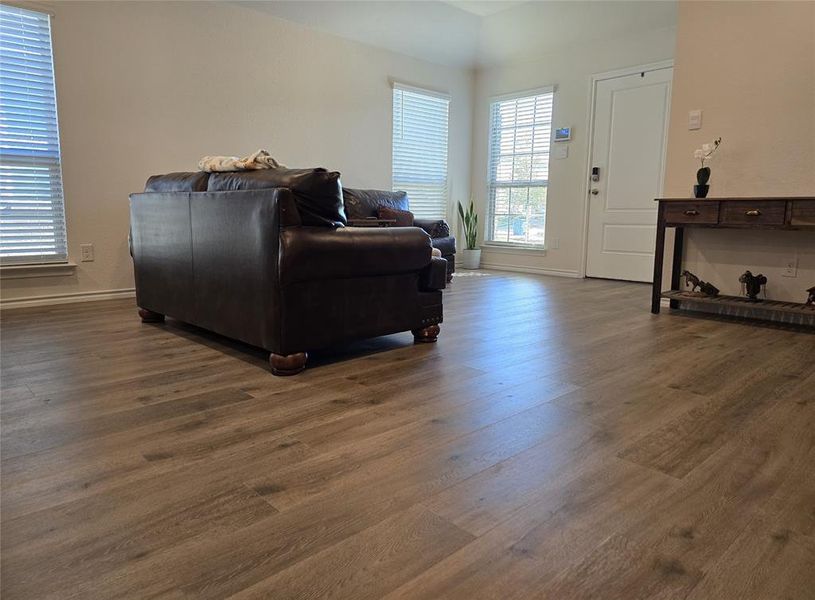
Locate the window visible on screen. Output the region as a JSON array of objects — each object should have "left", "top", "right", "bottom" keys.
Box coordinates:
[
  {"left": 0, "top": 5, "right": 67, "bottom": 265},
  {"left": 392, "top": 84, "right": 449, "bottom": 219},
  {"left": 487, "top": 89, "right": 554, "bottom": 246}
]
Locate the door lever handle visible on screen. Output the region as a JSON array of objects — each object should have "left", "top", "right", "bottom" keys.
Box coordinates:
[
  {"left": 745, "top": 209, "right": 762, "bottom": 216},
  {"left": 590, "top": 189, "right": 599, "bottom": 195}
]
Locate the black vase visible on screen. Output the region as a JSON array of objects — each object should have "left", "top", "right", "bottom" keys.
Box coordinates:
[{"left": 694, "top": 166, "right": 711, "bottom": 198}]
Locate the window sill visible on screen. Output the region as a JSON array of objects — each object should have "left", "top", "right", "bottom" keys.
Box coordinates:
[
  {"left": 481, "top": 243, "right": 548, "bottom": 256},
  {"left": 0, "top": 262, "right": 78, "bottom": 280}
]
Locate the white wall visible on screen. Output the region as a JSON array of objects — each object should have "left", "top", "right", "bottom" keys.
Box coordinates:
[
  {"left": 663, "top": 0, "right": 815, "bottom": 302},
  {"left": 0, "top": 0, "right": 473, "bottom": 304},
  {"left": 470, "top": 26, "right": 677, "bottom": 276}
]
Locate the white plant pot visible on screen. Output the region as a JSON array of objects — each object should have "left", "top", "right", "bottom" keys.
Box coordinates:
[{"left": 459, "top": 248, "right": 482, "bottom": 270}]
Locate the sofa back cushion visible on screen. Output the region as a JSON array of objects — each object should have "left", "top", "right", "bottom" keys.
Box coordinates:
[
  {"left": 206, "top": 168, "right": 346, "bottom": 227},
  {"left": 343, "top": 188, "right": 409, "bottom": 220},
  {"left": 145, "top": 172, "right": 210, "bottom": 192}
]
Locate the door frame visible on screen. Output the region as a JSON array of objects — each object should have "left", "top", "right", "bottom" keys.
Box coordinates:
[{"left": 578, "top": 59, "right": 674, "bottom": 278}]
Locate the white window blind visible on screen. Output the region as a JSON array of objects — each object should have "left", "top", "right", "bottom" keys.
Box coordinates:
[
  {"left": 0, "top": 5, "right": 67, "bottom": 265},
  {"left": 392, "top": 84, "right": 449, "bottom": 219},
  {"left": 487, "top": 89, "right": 553, "bottom": 246}
]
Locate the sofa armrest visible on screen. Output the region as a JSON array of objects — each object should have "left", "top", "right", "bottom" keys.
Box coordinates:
[
  {"left": 414, "top": 218, "right": 450, "bottom": 239},
  {"left": 419, "top": 257, "right": 447, "bottom": 291},
  {"left": 279, "top": 226, "right": 432, "bottom": 284}
]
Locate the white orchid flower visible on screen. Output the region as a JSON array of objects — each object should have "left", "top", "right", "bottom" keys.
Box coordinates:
[
  {"left": 694, "top": 149, "right": 704, "bottom": 159},
  {"left": 702, "top": 143, "right": 713, "bottom": 153}
]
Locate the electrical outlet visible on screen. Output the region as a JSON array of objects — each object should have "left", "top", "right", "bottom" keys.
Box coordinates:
[
  {"left": 550, "top": 238, "right": 560, "bottom": 249},
  {"left": 782, "top": 256, "right": 797, "bottom": 277},
  {"left": 80, "top": 243, "right": 95, "bottom": 262}
]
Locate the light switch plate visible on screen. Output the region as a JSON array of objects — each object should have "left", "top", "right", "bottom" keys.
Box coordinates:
[
  {"left": 80, "top": 243, "right": 94, "bottom": 262},
  {"left": 688, "top": 109, "right": 702, "bottom": 130},
  {"left": 553, "top": 144, "right": 569, "bottom": 159}
]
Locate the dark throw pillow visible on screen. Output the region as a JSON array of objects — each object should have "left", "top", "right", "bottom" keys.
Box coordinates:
[{"left": 378, "top": 206, "right": 414, "bottom": 227}]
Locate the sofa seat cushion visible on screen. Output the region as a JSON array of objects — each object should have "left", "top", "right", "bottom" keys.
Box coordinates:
[
  {"left": 145, "top": 172, "right": 210, "bottom": 192},
  {"left": 343, "top": 188, "right": 409, "bottom": 220},
  {"left": 431, "top": 235, "right": 456, "bottom": 256},
  {"left": 207, "top": 168, "right": 346, "bottom": 227},
  {"left": 279, "top": 226, "right": 431, "bottom": 284}
]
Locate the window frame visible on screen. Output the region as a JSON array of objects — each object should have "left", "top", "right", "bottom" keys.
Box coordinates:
[
  {"left": 485, "top": 86, "right": 555, "bottom": 248},
  {"left": 391, "top": 81, "right": 451, "bottom": 220},
  {"left": 0, "top": 4, "right": 69, "bottom": 266}
]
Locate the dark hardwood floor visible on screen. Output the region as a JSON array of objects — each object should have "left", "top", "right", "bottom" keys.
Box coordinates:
[{"left": 1, "top": 271, "right": 813, "bottom": 599}]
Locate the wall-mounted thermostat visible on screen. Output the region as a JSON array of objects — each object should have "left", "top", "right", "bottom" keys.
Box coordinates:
[{"left": 554, "top": 127, "right": 572, "bottom": 142}]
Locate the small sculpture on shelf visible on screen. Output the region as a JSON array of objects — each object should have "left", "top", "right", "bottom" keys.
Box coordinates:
[
  {"left": 806, "top": 286, "right": 815, "bottom": 306},
  {"left": 681, "top": 270, "right": 720, "bottom": 297},
  {"left": 739, "top": 270, "right": 767, "bottom": 302},
  {"left": 699, "top": 281, "right": 721, "bottom": 297},
  {"left": 681, "top": 270, "right": 701, "bottom": 291}
]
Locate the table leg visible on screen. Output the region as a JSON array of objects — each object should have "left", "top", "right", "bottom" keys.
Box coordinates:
[
  {"left": 651, "top": 213, "right": 666, "bottom": 314},
  {"left": 669, "top": 227, "right": 684, "bottom": 309}
]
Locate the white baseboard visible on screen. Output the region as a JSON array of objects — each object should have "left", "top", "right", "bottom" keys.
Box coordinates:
[
  {"left": 661, "top": 297, "right": 671, "bottom": 308},
  {"left": 0, "top": 288, "right": 136, "bottom": 310},
  {"left": 479, "top": 262, "right": 582, "bottom": 279}
]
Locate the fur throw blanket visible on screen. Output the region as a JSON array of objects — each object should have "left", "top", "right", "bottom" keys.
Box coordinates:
[{"left": 198, "top": 149, "right": 286, "bottom": 172}]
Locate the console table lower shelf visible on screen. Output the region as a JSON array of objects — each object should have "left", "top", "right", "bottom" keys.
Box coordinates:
[{"left": 661, "top": 291, "right": 815, "bottom": 327}]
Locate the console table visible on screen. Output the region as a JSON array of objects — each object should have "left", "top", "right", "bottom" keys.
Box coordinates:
[{"left": 651, "top": 196, "right": 815, "bottom": 322}]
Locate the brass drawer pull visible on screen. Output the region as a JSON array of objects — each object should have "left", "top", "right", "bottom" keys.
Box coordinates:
[
  {"left": 745, "top": 209, "right": 762, "bottom": 216},
  {"left": 684, "top": 210, "right": 699, "bottom": 216}
]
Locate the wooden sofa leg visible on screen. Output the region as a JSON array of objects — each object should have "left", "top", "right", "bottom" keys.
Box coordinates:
[
  {"left": 412, "top": 324, "right": 440, "bottom": 343},
  {"left": 270, "top": 352, "right": 308, "bottom": 376},
  {"left": 138, "top": 308, "right": 164, "bottom": 323}
]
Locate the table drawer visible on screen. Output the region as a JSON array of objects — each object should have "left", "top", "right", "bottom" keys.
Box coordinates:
[
  {"left": 720, "top": 201, "right": 786, "bottom": 225},
  {"left": 663, "top": 202, "right": 719, "bottom": 224},
  {"left": 790, "top": 200, "right": 815, "bottom": 226}
]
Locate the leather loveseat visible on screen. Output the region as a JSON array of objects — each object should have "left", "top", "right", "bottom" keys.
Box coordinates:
[
  {"left": 130, "top": 168, "right": 446, "bottom": 375},
  {"left": 343, "top": 188, "right": 456, "bottom": 281}
]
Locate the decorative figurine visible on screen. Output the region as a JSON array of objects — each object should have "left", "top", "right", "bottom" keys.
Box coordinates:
[
  {"left": 739, "top": 270, "right": 767, "bottom": 302},
  {"left": 806, "top": 286, "right": 815, "bottom": 306},
  {"left": 681, "top": 270, "right": 702, "bottom": 292},
  {"left": 681, "top": 270, "right": 719, "bottom": 297},
  {"left": 699, "top": 281, "right": 720, "bottom": 297}
]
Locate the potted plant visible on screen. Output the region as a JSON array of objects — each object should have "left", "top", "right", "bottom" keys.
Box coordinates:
[
  {"left": 457, "top": 199, "right": 480, "bottom": 269},
  {"left": 692, "top": 137, "right": 722, "bottom": 198}
]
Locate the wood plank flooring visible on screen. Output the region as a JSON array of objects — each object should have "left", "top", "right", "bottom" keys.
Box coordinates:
[{"left": 1, "top": 271, "right": 813, "bottom": 599}]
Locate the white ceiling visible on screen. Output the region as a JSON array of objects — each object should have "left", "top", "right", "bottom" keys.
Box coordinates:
[
  {"left": 236, "top": 1, "right": 677, "bottom": 69},
  {"left": 443, "top": 1, "right": 527, "bottom": 17}
]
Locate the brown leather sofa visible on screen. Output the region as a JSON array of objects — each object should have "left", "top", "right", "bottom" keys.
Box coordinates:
[
  {"left": 343, "top": 188, "right": 456, "bottom": 281},
  {"left": 130, "top": 169, "right": 446, "bottom": 375}
]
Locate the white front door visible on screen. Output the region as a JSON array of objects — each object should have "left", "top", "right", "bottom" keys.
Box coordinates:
[{"left": 586, "top": 67, "right": 672, "bottom": 282}]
